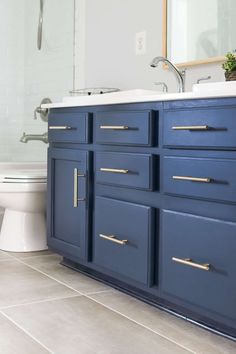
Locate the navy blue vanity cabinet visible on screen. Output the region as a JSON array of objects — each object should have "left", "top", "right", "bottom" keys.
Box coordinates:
[
  {"left": 47, "top": 98, "right": 236, "bottom": 338},
  {"left": 47, "top": 148, "right": 89, "bottom": 260}
]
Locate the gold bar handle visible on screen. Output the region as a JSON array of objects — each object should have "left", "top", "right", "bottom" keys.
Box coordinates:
[
  {"left": 73, "top": 168, "right": 85, "bottom": 208},
  {"left": 100, "top": 168, "right": 129, "bottom": 174},
  {"left": 49, "top": 126, "right": 73, "bottom": 130},
  {"left": 100, "top": 125, "right": 129, "bottom": 130},
  {"left": 99, "top": 234, "right": 128, "bottom": 245},
  {"left": 172, "top": 257, "right": 210, "bottom": 271},
  {"left": 172, "top": 176, "right": 211, "bottom": 183},
  {"left": 172, "top": 125, "right": 209, "bottom": 131}
]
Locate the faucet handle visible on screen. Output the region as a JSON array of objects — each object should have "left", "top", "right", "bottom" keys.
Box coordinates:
[
  {"left": 197, "top": 76, "right": 211, "bottom": 84},
  {"left": 34, "top": 98, "right": 52, "bottom": 121},
  {"left": 154, "top": 82, "right": 168, "bottom": 92}
]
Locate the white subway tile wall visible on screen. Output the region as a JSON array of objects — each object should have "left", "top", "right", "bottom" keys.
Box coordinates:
[{"left": 0, "top": 0, "right": 74, "bottom": 162}]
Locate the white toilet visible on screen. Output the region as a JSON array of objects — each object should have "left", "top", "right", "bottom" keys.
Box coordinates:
[{"left": 0, "top": 163, "right": 47, "bottom": 252}]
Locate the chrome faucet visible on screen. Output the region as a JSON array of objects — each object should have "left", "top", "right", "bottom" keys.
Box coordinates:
[
  {"left": 20, "top": 132, "right": 48, "bottom": 144},
  {"left": 150, "top": 56, "right": 185, "bottom": 93}
]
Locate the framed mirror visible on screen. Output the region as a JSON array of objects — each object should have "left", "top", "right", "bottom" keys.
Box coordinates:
[{"left": 163, "top": 0, "right": 236, "bottom": 67}]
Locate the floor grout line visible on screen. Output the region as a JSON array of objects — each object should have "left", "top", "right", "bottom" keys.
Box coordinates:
[
  {"left": 85, "top": 294, "right": 197, "bottom": 354},
  {"left": 0, "top": 258, "right": 14, "bottom": 262},
  {"left": 0, "top": 311, "right": 54, "bottom": 354},
  {"left": 0, "top": 294, "right": 81, "bottom": 311},
  {"left": 81, "top": 289, "right": 116, "bottom": 296},
  {"left": 6, "top": 252, "right": 113, "bottom": 297},
  {"left": 5, "top": 253, "right": 85, "bottom": 295},
  {"left": 3, "top": 252, "right": 196, "bottom": 353},
  {"left": 6, "top": 253, "right": 59, "bottom": 261}
]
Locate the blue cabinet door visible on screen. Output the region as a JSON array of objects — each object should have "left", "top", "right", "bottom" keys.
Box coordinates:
[
  {"left": 95, "top": 110, "right": 154, "bottom": 146},
  {"left": 96, "top": 152, "right": 155, "bottom": 190},
  {"left": 94, "top": 197, "right": 154, "bottom": 285},
  {"left": 163, "top": 156, "right": 236, "bottom": 203},
  {"left": 163, "top": 107, "right": 236, "bottom": 149},
  {"left": 161, "top": 209, "right": 236, "bottom": 327},
  {"left": 48, "top": 111, "right": 91, "bottom": 143},
  {"left": 47, "top": 148, "right": 89, "bottom": 260}
]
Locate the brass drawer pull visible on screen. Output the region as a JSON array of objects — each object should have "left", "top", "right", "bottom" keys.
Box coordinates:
[
  {"left": 49, "top": 126, "right": 73, "bottom": 130},
  {"left": 73, "top": 168, "right": 86, "bottom": 208},
  {"left": 172, "top": 176, "right": 211, "bottom": 183},
  {"left": 100, "top": 168, "right": 129, "bottom": 174},
  {"left": 172, "top": 257, "right": 210, "bottom": 271},
  {"left": 100, "top": 125, "right": 129, "bottom": 130},
  {"left": 172, "top": 125, "right": 210, "bottom": 131},
  {"left": 99, "top": 233, "right": 128, "bottom": 245}
]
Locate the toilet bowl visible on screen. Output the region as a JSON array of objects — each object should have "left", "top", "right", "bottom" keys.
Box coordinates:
[{"left": 0, "top": 163, "right": 47, "bottom": 252}]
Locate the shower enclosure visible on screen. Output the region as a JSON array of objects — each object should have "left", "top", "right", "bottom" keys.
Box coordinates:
[{"left": 0, "top": 0, "right": 75, "bottom": 162}]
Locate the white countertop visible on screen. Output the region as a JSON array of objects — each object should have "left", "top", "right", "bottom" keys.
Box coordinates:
[{"left": 42, "top": 88, "right": 236, "bottom": 109}]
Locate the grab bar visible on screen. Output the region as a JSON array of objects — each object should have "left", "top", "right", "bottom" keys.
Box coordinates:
[{"left": 37, "top": 0, "right": 44, "bottom": 50}]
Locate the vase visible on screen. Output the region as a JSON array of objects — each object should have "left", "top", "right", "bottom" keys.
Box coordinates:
[{"left": 225, "top": 71, "right": 236, "bottom": 81}]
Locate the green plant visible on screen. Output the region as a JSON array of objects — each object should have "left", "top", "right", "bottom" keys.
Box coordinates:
[{"left": 222, "top": 53, "right": 236, "bottom": 73}]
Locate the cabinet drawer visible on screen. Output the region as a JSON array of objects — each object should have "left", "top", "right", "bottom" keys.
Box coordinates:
[
  {"left": 94, "top": 197, "right": 153, "bottom": 285},
  {"left": 96, "top": 152, "right": 155, "bottom": 190},
  {"left": 163, "top": 156, "right": 236, "bottom": 203},
  {"left": 163, "top": 108, "right": 236, "bottom": 149},
  {"left": 48, "top": 111, "right": 90, "bottom": 143},
  {"left": 161, "top": 210, "right": 236, "bottom": 323},
  {"left": 95, "top": 110, "right": 154, "bottom": 146}
]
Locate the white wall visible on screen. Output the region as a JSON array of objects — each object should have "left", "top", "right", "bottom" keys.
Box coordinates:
[
  {"left": 0, "top": 0, "right": 75, "bottom": 162},
  {"left": 75, "top": 0, "right": 225, "bottom": 93},
  {"left": 0, "top": 0, "right": 25, "bottom": 161}
]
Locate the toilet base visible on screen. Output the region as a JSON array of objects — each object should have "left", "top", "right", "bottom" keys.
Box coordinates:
[{"left": 0, "top": 209, "right": 47, "bottom": 252}]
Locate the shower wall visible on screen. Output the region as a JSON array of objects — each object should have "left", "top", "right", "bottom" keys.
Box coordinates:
[{"left": 0, "top": 0, "right": 74, "bottom": 162}]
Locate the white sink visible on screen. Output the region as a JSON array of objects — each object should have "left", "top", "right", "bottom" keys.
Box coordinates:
[
  {"left": 192, "top": 81, "right": 236, "bottom": 95},
  {"left": 42, "top": 86, "right": 236, "bottom": 109}
]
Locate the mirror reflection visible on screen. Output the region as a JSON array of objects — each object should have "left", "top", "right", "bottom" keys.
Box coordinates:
[{"left": 165, "top": 0, "right": 236, "bottom": 65}]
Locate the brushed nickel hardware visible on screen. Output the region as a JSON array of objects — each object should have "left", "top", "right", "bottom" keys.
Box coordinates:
[
  {"left": 20, "top": 132, "right": 48, "bottom": 144},
  {"left": 172, "top": 125, "right": 210, "bottom": 131},
  {"left": 150, "top": 56, "right": 185, "bottom": 93},
  {"left": 37, "top": 0, "right": 44, "bottom": 50},
  {"left": 196, "top": 76, "right": 211, "bottom": 84},
  {"left": 100, "top": 125, "right": 129, "bottom": 130},
  {"left": 73, "top": 168, "right": 85, "bottom": 208},
  {"left": 69, "top": 88, "right": 120, "bottom": 96},
  {"left": 49, "top": 126, "right": 72, "bottom": 130},
  {"left": 172, "top": 257, "right": 210, "bottom": 271},
  {"left": 100, "top": 168, "right": 129, "bottom": 174},
  {"left": 172, "top": 176, "right": 211, "bottom": 183},
  {"left": 154, "top": 82, "right": 168, "bottom": 92},
  {"left": 34, "top": 98, "right": 51, "bottom": 122},
  {"left": 99, "top": 234, "right": 128, "bottom": 245}
]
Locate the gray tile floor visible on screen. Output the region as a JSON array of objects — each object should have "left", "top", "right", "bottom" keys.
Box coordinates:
[{"left": 0, "top": 250, "right": 235, "bottom": 354}]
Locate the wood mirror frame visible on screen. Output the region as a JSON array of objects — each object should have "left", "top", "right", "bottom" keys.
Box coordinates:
[{"left": 163, "top": 0, "right": 225, "bottom": 67}]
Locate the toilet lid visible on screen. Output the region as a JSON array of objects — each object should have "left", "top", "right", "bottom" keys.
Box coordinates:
[{"left": 0, "top": 169, "right": 47, "bottom": 183}]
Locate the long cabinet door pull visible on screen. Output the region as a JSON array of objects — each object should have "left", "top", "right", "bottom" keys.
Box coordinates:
[
  {"left": 172, "top": 257, "right": 210, "bottom": 271},
  {"left": 73, "top": 168, "right": 86, "bottom": 208},
  {"left": 100, "top": 125, "right": 129, "bottom": 130},
  {"left": 49, "top": 126, "right": 73, "bottom": 130},
  {"left": 99, "top": 234, "right": 128, "bottom": 245},
  {"left": 172, "top": 125, "right": 210, "bottom": 131},
  {"left": 100, "top": 168, "right": 129, "bottom": 174},
  {"left": 172, "top": 176, "right": 211, "bottom": 183}
]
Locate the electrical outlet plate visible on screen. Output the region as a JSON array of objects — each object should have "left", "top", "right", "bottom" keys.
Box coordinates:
[{"left": 135, "top": 31, "right": 146, "bottom": 55}]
